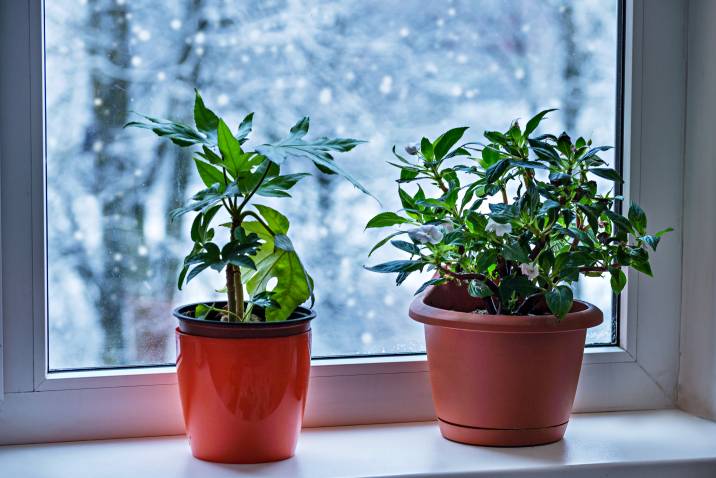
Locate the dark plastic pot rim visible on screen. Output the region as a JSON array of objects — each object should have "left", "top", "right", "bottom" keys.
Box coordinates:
[{"left": 173, "top": 301, "right": 315, "bottom": 339}]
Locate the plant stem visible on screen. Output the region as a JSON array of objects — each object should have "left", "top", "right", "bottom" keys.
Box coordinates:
[
  {"left": 234, "top": 266, "right": 244, "bottom": 321},
  {"left": 226, "top": 265, "right": 237, "bottom": 318},
  {"left": 238, "top": 210, "right": 275, "bottom": 236},
  {"left": 227, "top": 220, "right": 245, "bottom": 322},
  {"left": 237, "top": 163, "right": 270, "bottom": 212}
]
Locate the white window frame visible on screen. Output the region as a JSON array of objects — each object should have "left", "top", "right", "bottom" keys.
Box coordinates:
[{"left": 0, "top": 0, "right": 686, "bottom": 444}]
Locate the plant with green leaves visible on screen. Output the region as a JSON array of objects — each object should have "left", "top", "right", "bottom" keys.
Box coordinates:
[
  {"left": 127, "top": 90, "right": 369, "bottom": 322},
  {"left": 365, "top": 110, "right": 671, "bottom": 319}
]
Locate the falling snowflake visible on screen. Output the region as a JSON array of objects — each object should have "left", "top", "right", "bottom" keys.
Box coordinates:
[
  {"left": 399, "top": 27, "right": 410, "bottom": 38},
  {"left": 170, "top": 19, "right": 181, "bottom": 31},
  {"left": 319, "top": 88, "right": 332, "bottom": 104},
  {"left": 361, "top": 332, "right": 374, "bottom": 345},
  {"left": 379, "top": 75, "right": 393, "bottom": 95},
  {"left": 130, "top": 56, "right": 142, "bottom": 67},
  {"left": 217, "top": 94, "right": 229, "bottom": 106}
]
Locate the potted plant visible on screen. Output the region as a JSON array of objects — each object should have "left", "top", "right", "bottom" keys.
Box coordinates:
[
  {"left": 365, "top": 110, "right": 671, "bottom": 446},
  {"left": 127, "top": 90, "right": 369, "bottom": 463}
]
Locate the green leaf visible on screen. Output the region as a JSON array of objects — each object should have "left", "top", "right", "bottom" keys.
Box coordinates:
[
  {"left": 610, "top": 269, "right": 627, "bottom": 294},
  {"left": 525, "top": 108, "right": 557, "bottom": 136},
  {"left": 194, "top": 303, "right": 211, "bottom": 320},
  {"left": 193, "top": 89, "right": 219, "bottom": 134},
  {"left": 254, "top": 118, "right": 372, "bottom": 198},
  {"left": 580, "top": 146, "right": 612, "bottom": 162},
  {"left": 170, "top": 182, "right": 240, "bottom": 222},
  {"left": 545, "top": 285, "right": 574, "bottom": 320},
  {"left": 364, "top": 260, "right": 424, "bottom": 274},
  {"left": 390, "top": 240, "right": 420, "bottom": 255},
  {"left": 236, "top": 112, "right": 254, "bottom": 144},
  {"left": 177, "top": 264, "right": 189, "bottom": 290},
  {"left": 197, "top": 145, "right": 223, "bottom": 165},
  {"left": 194, "top": 159, "right": 226, "bottom": 188},
  {"left": 468, "top": 280, "right": 493, "bottom": 298},
  {"left": 254, "top": 204, "right": 290, "bottom": 235},
  {"left": 502, "top": 241, "right": 530, "bottom": 263},
  {"left": 539, "top": 199, "right": 561, "bottom": 215},
  {"left": 365, "top": 212, "right": 411, "bottom": 229},
  {"left": 481, "top": 145, "right": 502, "bottom": 166},
  {"left": 484, "top": 130, "right": 507, "bottom": 145},
  {"left": 604, "top": 209, "right": 634, "bottom": 235},
  {"left": 368, "top": 230, "right": 406, "bottom": 256},
  {"left": 257, "top": 173, "right": 310, "bottom": 197},
  {"left": 549, "top": 171, "right": 571, "bottom": 185},
  {"left": 399, "top": 166, "right": 420, "bottom": 182},
  {"left": 415, "top": 277, "right": 446, "bottom": 295},
  {"left": 125, "top": 114, "right": 209, "bottom": 147},
  {"left": 512, "top": 160, "right": 549, "bottom": 170},
  {"left": 485, "top": 158, "right": 510, "bottom": 184},
  {"left": 499, "top": 276, "right": 540, "bottom": 303},
  {"left": 632, "top": 257, "right": 653, "bottom": 276},
  {"left": 273, "top": 234, "right": 295, "bottom": 252},
  {"left": 433, "top": 127, "right": 468, "bottom": 161},
  {"left": 628, "top": 203, "right": 647, "bottom": 235},
  {"left": 420, "top": 137, "right": 434, "bottom": 160},
  {"left": 589, "top": 167, "right": 623, "bottom": 183},
  {"left": 247, "top": 246, "right": 313, "bottom": 322},
  {"left": 217, "top": 119, "right": 244, "bottom": 177},
  {"left": 655, "top": 227, "right": 674, "bottom": 237},
  {"left": 186, "top": 262, "right": 212, "bottom": 284}
]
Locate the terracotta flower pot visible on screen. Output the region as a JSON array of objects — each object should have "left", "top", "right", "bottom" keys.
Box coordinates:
[
  {"left": 409, "top": 283, "right": 602, "bottom": 447},
  {"left": 173, "top": 302, "right": 314, "bottom": 463}
]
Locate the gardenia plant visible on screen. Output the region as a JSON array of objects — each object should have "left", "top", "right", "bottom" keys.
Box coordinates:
[
  {"left": 366, "top": 110, "right": 671, "bottom": 319},
  {"left": 128, "top": 90, "right": 369, "bottom": 322}
]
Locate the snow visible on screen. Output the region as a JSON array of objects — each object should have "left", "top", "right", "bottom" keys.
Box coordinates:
[{"left": 45, "top": 0, "right": 619, "bottom": 369}]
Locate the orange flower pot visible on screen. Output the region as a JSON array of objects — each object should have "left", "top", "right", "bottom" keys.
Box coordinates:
[
  {"left": 409, "top": 284, "right": 602, "bottom": 447},
  {"left": 174, "top": 303, "right": 313, "bottom": 463}
]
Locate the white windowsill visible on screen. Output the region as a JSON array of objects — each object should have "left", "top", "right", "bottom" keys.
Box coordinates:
[{"left": 1, "top": 410, "right": 715, "bottom": 478}]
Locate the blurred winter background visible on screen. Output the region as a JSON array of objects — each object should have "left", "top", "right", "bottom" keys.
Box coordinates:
[{"left": 46, "top": 0, "right": 619, "bottom": 369}]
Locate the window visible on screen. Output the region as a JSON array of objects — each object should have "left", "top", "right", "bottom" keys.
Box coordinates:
[
  {"left": 45, "top": 0, "right": 619, "bottom": 370},
  {"left": 0, "top": 0, "right": 686, "bottom": 444}
]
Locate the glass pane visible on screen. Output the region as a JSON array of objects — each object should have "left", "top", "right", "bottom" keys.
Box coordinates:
[{"left": 46, "top": 0, "right": 619, "bottom": 369}]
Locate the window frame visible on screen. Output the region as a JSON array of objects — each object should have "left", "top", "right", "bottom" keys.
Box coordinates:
[{"left": 0, "top": 0, "right": 686, "bottom": 444}]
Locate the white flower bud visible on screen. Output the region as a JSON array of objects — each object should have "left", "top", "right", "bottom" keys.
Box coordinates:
[
  {"left": 405, "top": 143, "right": 419, "bottom": 155},
  {"left": 485, "top": 218, "right": 512, "bottom": 237},
  {"left": 408, "top": 225, "right": 444, "bottom": 245},
  {"left": 519, "top": 263, "right": 540, "bottom": 280},
  {"left": 441, "top": 222, "right": 455, "bottom": 233}
]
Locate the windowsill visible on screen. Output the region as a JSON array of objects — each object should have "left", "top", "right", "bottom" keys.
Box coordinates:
[{"left": 1, "top": 410, "right": 715, "bottom": 477}]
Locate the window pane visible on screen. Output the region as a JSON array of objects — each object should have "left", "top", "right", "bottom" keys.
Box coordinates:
[{"left": 46, "top": 0, "right": 619, "bottom": 369}]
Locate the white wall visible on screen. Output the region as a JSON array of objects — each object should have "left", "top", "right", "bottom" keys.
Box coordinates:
[{"left": 678, "top": 0, "right": 716, "bottom": 420}]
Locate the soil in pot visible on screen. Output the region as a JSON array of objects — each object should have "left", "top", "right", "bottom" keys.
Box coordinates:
[
  {"left": 174, "top": 302, "right": 314, "bottom": 463},
  {"left": 409, "top": 283, "right": 602, "bottom": 447}
]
